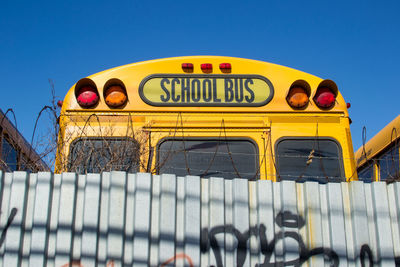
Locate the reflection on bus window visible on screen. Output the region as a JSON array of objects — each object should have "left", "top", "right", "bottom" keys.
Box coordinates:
[
  {"left": 357, "top": 163, "right": 374, "bottom": 182},
  {"left": 158, "top": 139, "right": 259, "bottom": 180},
  {"left": 378, "top": 145, "right": 399, "bottom": 181},
  {"left": 69, "top": 138, "right": 140, "bottom": 174},
  {"left": 276, "top": 138, "right": 344, "bottom": 183}
]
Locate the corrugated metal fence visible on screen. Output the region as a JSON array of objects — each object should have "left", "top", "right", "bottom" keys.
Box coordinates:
[{"left": 0, "top": 171, "right": 399, "bottom": 267}]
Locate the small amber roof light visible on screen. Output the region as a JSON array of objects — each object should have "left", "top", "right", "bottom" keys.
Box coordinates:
[
  {"left": 286, "top": 87, "right": 309, "bottom": 108},
  {"left": 182, "top": 63, "right": 194, "bottom": 72},
  {"left": 201, "top": 63, "right": 212, "bottom": 73},
  {"left": 104, "top": 85, "right": 127, "bottom": 108}
]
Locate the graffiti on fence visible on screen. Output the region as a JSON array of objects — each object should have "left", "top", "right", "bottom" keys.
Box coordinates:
[
  {"left": 60, "top": 260, "right": 114, "bottom": 267},
  {"left": 160, "top": 253, "right": 194, "bottom": 267},
  {"left": 0, "top": 207, "right": 18, "bottom": 248},
  {"left": 200, "top": 211, "right": 388, "bottom": 267}
]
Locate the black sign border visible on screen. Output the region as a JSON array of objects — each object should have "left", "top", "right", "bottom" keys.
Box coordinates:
[{"left": 139, "top": 74, "right": 274, "bottom": 107}]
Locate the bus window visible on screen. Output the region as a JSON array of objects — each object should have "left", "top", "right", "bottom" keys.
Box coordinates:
[
  {"left": 357, "top": 163, "right": 374, "bottom": 182},
  {"left": 355, "top": 115, "right": 400, "bottom": 182},
  {"left": 68, "top": 138, "right": 140, "bottom": 174},
  {"left": 276, "top": 138, "right": 344, "bottom": 183},
  {"left": 158, "top": 139, "right": 259, "bottom": 180},
  {"left": 378, "top": 145, "right": 399, "bottom": 181}
]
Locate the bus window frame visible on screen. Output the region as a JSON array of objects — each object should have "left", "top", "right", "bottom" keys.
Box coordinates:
[
  {"left": 376, "top": 142, "right": 400, "bottom": 181},
  {"left": 357, "top": 161, "right": 375, "bottom": 182},
  {"left": 155, "top": 136, "right": 260, "bottom": 180},
  {"left": 274, "top": 136, "right": 345, "bottom": 183},
  {"left": 67, "top": 136, "right": 140, "bottom": 173}
]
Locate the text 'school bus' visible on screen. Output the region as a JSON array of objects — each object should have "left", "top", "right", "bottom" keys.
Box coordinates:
[
  {"left": 355, "top": 115, "right": 400, "bottom": 182},
  {"left": 56, "top": 56, "right": 356, "bottom": 182}
]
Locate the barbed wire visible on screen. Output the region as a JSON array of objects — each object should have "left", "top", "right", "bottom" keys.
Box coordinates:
[{"left": 0, "top": 85, "right": 399, "bottom": 184}]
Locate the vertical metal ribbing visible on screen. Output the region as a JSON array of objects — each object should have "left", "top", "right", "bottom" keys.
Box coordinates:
[
  {"left": 54, "top": 172, "right": 77, "bottom": 267},
  {"left": 200, "top": 177, "right": 209, "bottom": 267},
  {"left": 158, "top": 174, "right": 177, "bottom": 266},
  {"left": 0, "top": 172, "right": 400, "bottom": 266},
  {"left": 123, "top": 173, "right": 136, "bottom": 266},
  {"left": 295, "top": 182, "right": 307, "bottom": 266},
  {"left": 21, "top": 173, "right": 38, "bottom": 267},
  {"left": 46, "top": 173, "right": 61, "bottom": 267},
  {"left": 208, "top": 177, "right": 225, "bottom": 267},
  {"left": 175, "top": 176, "right": 185, "bottom": 267},
  {"left": 319, "top": 183, "right": 331, "bottom": 267},
  {"left": 280, "top": 180, "right": 299, "bottom": 265},
  {"left": 184, "top": 176, "right": 201, "bottom": 267},
  {"left": 107, "top": 171, "right": 127, "bottom": 266},
  {"left": 327, "top": 182, "right": 347, "bottom": 266},
  {"left": 0, "top": 172, "right": 13, "bottom": 267},
  {"left": 28, "top": 172, "right": 50, "bottom": 267},
  {"left": 305, "top": 181, "right": 324, "bottom": 266},
  {"left": 149, "top": 174, "right": 160, "bottom": 267},
  {"left": 224, "top": 179, "right": 234, "bottom": 267},
  {"left": 341, "top": 182, "right": 356, "bottom": 267},
  {"left": 0, "top": 171, "right": 3, "bottom": 267},
  {"left": 388, "top": 183, "right": 400, "bottom": 261},
  {"left": 132, "top": 172, "right": 152, "bottom": 266},
  {"left": 97, "top": 172, "right": 111, "bottom": 266},
  {"left": 371, "top": 182, "right": 395, "bottom": 266},
  {"left": 3, "top": 171, "right": 29, "bottom": 266},
  {"left": 364, "top": 183, "right": 378, "bottom": 264},
  {"left": 272, "top": 180, "right": 283, "bottom": 264},
  {"left": 348, "top": 181, "right": 370, "bottom": 267},
  {"left": 80, "top": 173, "right": 101, "bottom": 267},
  {"left": 71, "top": 174, "right": 85, "bottom": 263},
  {"left": 248, "top": 180, "right": 259, "bottom": 267},
  {"left": 233, "top": 178, "right": 250, "bottom": 267},
  {"left": 256, "top": 179, "right": 274, "bottom": 265}
]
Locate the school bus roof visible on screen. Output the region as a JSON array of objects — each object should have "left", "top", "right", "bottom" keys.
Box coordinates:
[
  {"left": 355, "top": 115, "right": 400, "bottom": 166},
  {"left": 62, "top": 56, "right": 349, "bottom": 115}
]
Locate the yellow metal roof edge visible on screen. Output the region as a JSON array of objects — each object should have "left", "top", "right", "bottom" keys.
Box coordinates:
[
  {"left": 355, "top": 115, "right": 400, "bottom": 165},
  {"left": 89, "top": 55, "right": 322, "bottom": 79}
]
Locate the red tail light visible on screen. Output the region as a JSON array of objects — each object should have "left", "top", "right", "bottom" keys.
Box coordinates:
[
  {"left": 76, "top": 86, "right": 99, "bottom": 108},
  {"left": 314, "top": 87, "right": 335, "bottom": 108}
]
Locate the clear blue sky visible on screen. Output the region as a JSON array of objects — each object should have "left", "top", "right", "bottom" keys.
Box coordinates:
[{"left": 1, "top": 0, "right": 399, "bottom": 151}]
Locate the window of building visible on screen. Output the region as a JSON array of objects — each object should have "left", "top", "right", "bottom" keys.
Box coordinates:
[
  {"left": 2, "top": 137, "right": 18, "bottom": 171},
  {"left": 158, "top": 139, "right": 259, "bottom": 179}
]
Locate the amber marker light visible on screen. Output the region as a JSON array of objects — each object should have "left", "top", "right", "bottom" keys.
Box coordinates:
[
  {"left": 104, "top": 85, "right": 127, "bottom": 108},
  {"left": 286, "top": 86, "right": 309, "bottom": 109}
]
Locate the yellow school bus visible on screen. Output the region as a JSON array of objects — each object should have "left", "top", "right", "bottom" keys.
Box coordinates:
[
  {"left": 355, "top": 115, "right": 400, "bottom": 182},
  {"left": 56, "top": 56, "right": 356, "bottom": 182}
]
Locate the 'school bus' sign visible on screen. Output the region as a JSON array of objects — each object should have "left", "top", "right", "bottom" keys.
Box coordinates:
[{"left": 139, "top": 74, "right": 274, "bottom": 106}]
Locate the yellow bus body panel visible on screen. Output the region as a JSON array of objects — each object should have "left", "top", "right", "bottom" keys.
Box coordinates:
[
  {"left": 56, "top": 56, "right": 355, "bottom": 181},
  {"left": 355, "top": 115, "right": 400, "bottom": 172}
]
